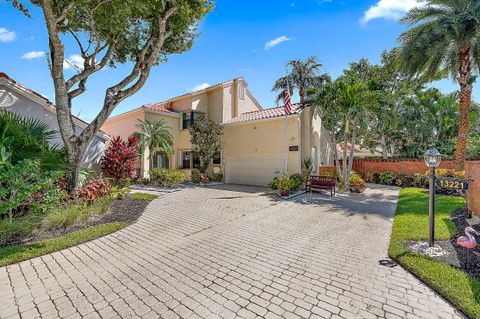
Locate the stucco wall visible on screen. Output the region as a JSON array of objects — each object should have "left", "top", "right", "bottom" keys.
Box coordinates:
[
  {"left": 2, "top": 84, "right": 106, "bottom": 169},
  {"left": 207, "top": 87, "right": 224, "bottom": 123},
  {"left": 223, "top": 116, "right": 301, "bottom": 186}
]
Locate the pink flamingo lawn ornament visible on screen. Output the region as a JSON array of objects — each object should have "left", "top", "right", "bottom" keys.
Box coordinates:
[{"left": 457, "top": 227, "right": 480, "bottom": 249}]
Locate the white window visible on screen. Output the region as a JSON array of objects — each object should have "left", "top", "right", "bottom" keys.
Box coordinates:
[{"left": 238, "top": 83, "right": 245, "bottom": 100}]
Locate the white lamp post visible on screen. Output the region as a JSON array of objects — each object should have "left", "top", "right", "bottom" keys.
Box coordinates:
[{"left": 424, "top": 146, "right": 442, "bottom": 247}]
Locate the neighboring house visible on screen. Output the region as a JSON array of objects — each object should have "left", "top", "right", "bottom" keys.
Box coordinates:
[
  {"left": 102, "top": 77, "right": 334, "bottom": 186},
  {"left": 0, "top": 73, "right": 108, "bottom": 169},
  {"left": 336, "top": 143, "right": 383, "bottom": 159}
]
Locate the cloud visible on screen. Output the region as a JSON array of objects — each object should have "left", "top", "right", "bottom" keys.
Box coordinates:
[
  {"left": 362, "top": 0, "right": 424, "bottom": 23},
  {"left": 63, "top": 54, "right": 84, "bottom": 70},
  {"left": 191, "top": 83, "right": 210, "bottom": 91},
  {"left": 21, "top": 51, "right": 45, "bottom": 60},
  {"left": 0, "top": 27, "right": 16, "bottom": 43},
  {"left": 264, "top": 36, "right": 293, "bottom": 50}
]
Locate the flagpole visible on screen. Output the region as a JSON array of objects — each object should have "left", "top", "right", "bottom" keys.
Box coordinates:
[{"left": 284, "top": 66, "right": 289, "bottom": 174}]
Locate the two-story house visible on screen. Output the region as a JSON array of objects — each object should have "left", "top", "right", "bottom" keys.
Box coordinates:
[{"left": 101, "top": 77, "right": 335, "bottom": 186}]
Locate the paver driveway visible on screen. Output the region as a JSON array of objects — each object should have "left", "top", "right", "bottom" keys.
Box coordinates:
[{"left": 0, "top": 185, "right": 465, "bottom": 319}]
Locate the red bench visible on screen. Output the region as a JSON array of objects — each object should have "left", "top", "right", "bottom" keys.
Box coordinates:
[{"left": 307, "top": 175, "right": 336, "bottom": 196}]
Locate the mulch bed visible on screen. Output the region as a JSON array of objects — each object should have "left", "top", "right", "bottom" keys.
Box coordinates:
[
  {"left": 19, "top": 194, "right": 152, "bottom": 246},
  {"left": 408, "top": 207, "right": 480, "bottom": 281}
]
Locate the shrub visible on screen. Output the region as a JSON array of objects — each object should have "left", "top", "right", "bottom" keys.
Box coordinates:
[
  {"left": 149, "top": 168, "right": 185, "bottom": 187},
  {"left": 210, "top": 173, "right": 223, "bottom": 182},
  {"left": 75, "top": 176, "right": 112, "bottom": 203},
  {"left": 0, "top": 160, "right": 64, "bottom": 221},
  {"left": 290, "top": 174, "right": 305, "bottom": 192},
  {"left": 377, "top": 171, "right": 396, "bottom": 185},
  {"left": 101, "top": 136, "right": 138, "bottom": 184},
  {"left": 191, "top": 170, "right": 201, "bottom": 184},
  {"left": 349, "top": 171, "right": 366, "bottom": 192},
  {"left": 268, "top": 171, "right": 305, "bottom": 192}
]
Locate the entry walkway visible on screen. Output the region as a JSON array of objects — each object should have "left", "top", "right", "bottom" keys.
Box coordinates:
[{"left": 0, "top": 185, "right": 464, "bottom": 318}]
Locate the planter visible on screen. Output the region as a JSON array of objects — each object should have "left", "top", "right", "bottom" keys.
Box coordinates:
[
  {"left": 278, "top": 189, "right": 290, "bottom": 197},
  {"left": 349, "top": 183, "right": 366, "bottom": 193}
]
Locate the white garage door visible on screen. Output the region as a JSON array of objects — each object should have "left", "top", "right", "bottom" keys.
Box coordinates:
[{"left": 226, "top": 153, "right": 284, "bottom": 186}]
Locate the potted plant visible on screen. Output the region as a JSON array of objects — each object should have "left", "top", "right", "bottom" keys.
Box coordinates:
[{"left": 277, "top": 174, "right": 292, "bottom": 196}]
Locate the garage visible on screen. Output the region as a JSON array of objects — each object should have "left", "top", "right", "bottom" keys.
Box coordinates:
[{"left": 225, "top": 152, "right": 285, "bottom": 186}]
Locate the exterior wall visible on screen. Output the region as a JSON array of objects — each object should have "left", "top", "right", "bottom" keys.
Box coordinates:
[
  {"left": 1, "top": 83, "right": 107, "bottom": 169},
  {"left": 101, "top": 109, "right": 145, "bottom": 140},
  {"left": 300, "top": 108, "right": 334, "bottom": 175},
  {"left": 223, "top": 116, "right": 301, "bottom": 186},
  {"left": 207, "top": 87, "right": 224, "bottom": 123},
  {"left": 350, "top": 159, "right": 455, "bottom": 177},
  {"left": 170, "top": 96, "right": 192, "bottom": 113}
]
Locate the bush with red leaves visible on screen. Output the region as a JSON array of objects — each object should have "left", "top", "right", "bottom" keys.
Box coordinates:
[
  {"left": 75, "top": 176, "right": 112, "bottom": 203},
  {"left": 100, "top": 136, "right": 138, "bottom": 183}
]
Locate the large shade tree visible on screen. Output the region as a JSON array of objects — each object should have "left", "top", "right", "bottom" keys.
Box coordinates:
[
  {"left": 8, "top": 0, "right": 213, "bottom": 192},
  {"left": 397, "top": 0, "right": 480, "bottom": 170}
]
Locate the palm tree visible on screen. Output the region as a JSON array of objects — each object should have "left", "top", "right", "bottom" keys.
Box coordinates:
[
  {"left": 397, "top": 0, "right": 480, "bottom": 170},
  {"left": 135, "top": 119, "right": 173, "bottom": 170},
  {"left": 272, "top": 56, "right": 330, "bottom": 105},
  {"left": 0, "top": 110, "right": 66, "bottom": 170}
]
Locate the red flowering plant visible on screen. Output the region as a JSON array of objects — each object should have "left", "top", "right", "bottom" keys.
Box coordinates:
[
  {"left": 75, "top": 176, "right": 112, "bottom": 204},
  {"left": 100, "top": 136, "right": 138, "bottom": 185}
]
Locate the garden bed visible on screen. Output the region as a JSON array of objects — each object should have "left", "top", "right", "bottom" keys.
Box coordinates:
[
  {"left": 407, "top": 207, "right": 480, "bottom": 281},
  {"left": 0, "top": 192, "right": 156, "bottom": 266},
  {"left": 390, "top": 188, "right": 480, "bottom": 319}
]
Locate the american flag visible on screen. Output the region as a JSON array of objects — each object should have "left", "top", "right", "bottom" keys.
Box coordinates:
[{"left": 283, "top": 81, "right": 292, "bottom": 115}]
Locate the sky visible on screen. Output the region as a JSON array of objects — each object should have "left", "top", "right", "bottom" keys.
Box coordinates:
[{"left": 0, "top": 0, "right": 471, "bottom": 122}]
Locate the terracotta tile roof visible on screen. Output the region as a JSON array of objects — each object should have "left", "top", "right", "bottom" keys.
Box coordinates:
[
  {"left": 224, "top": 104, "right": 301, "bottom": 124},
  {"left": 142, "top": 103, "right": 179, "bottom": 115}
]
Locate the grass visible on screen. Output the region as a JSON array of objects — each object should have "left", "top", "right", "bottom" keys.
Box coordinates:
[
  {"left": 130, "top": 192, "right": 158, "bottom": 201},
  {"left": 390, "top": 188, "right": 480, "bottom": 318},
  {"left": 0, "top": 222, "right": 128, "bottom": 267}
]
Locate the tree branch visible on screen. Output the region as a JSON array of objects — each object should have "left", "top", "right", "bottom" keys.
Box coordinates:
[
  {"left": 79, "top": 0, "right": 179, "bottom": 144},
  {"left": 56, "top": 2, "right": 74, "bottom": 25}
]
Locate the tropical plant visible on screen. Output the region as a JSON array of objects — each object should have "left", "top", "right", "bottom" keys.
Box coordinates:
[
  {"left": 101, "top": 136, "right": 138, "bottom": 184},
  {"left": 8, "top": 0, "right": 213, "bottom": 192},
  {"left": 136, "top": 119, "right": 173, "bottom": 171},
  {"left": 149, "top": 168, "right": 185, "bottom": 187},
  {"left": 189, "top": 113, "right": 223, "bottom": 173},
  {"left": 301, "top": 158, "right": 313, "bottom": 181},
  {"left": 0, "top": 110, "right": 66, "bottom": 169},
  {"left": 0, "top": 160, "right": 64, "bottom": 222},
  {"left": 191, "top": 170, "right": 201, "bottom": 184},
  {"left": 397, "top": 0, "right": 480, "bottom": 170},
  {"left": 272, "top": 56, "right": 330, "bottom": 105},
  {"left": 75, "top": 176, "right": 112, "bottom": 204}
]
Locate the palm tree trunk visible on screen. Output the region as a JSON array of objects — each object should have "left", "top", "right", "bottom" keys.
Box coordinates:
[
  {"left": 454, "top": 48, "right": 472, "bottom": 171},
  {"left": 299, "top": 86, "right": 305, "bottom": 106},
  {"left": 347, "top": 121, "right": 357, "bottom": 186}
]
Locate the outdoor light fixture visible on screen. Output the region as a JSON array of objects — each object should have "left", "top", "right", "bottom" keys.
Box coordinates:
[
  {"left": 424, "top": 146, "right": 442, "bottom": 247},
  {"left": 424, "top": 147, "right": 442, "bottom": 169}
]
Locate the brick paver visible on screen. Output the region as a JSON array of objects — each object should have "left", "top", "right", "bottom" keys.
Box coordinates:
[{"left": 0, "top": 184, "right": 465, "bottom": 318}]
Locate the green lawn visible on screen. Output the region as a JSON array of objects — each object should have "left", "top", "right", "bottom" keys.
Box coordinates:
[
  {"left": 390, "top": 188, "right": 480, "bottom": 318},
  {"left": 0, "top": 222, "right": 128, "bottom": 267},
  {"left": 130, "top": 192, "right": 159, "bottom": 201}
]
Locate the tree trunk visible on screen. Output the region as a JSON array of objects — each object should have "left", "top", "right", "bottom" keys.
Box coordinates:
[
  {"left": 332, "top": 134, "right": 341, "bottom": 179},
  {"left": 454, "top": 48, "right": 472, "bottom": 171},
  {"left": 381, "top": 135, "right": 388, "bottom": 159},
  {"left": 347, "top": 124, "right": 357, "bottom": 187},
  {"left": 342, "top": 131, "right": 348, "bottom": 191},
  {"left": 299, "top": 86, "right": 305, "bottom": 106},
  {"left": 65, "top": 143, "right": 86, "bottom": 193}
]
